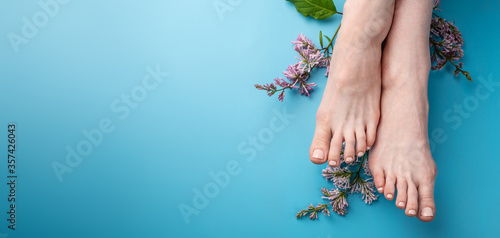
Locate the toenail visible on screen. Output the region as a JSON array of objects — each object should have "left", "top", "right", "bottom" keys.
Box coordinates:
[
  {"left": 386, "top": 194, "right": 393, "bottom": 199},
  {"left": 377, "top": 187, "right": 383, "bottom": 193},
  {"left": 357, "top": 152, "right": 364, "bottom": 157},
  {"left": 312, "top": 150, "right": 324, "bottom": 160},
  {"left": 422, "top": 207, "right": 434, "bottom": 217},
  {"left": 398, "top": 202, "right": 405, "bottom": 207},
  {"left": 367, "top": 146, "right": 371, "bottom": 150},
  {"left": 329, "top": 160, "right": 337, "bottom": 166},
  {"left": 408, "top": 210, "right": 417, "bottom": 216},
  {"left": 346, "top": 157, "right": 353, "bottom": 163}
]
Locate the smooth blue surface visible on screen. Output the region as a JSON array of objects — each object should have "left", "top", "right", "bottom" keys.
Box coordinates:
[{"left": 1, "top": 0, "right": 499, "bottom": 237}]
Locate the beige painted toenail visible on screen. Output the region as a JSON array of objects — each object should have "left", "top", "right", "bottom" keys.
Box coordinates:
[
  {"left": 357, "top": 152, "right": 364, "bottom": 157},
  {"left": 377, "top": 187, "right": 383, "bottom": 192},
  {"left": 312, "top": 150, "right": 324, "bottom": 160},
  {"left": 346, "top": 157, "right": 353, "bottom": 163},
  {"left": 367, "top": 146, "right": 371, "bottom": 150},
  {"left": 329, "top": 160, "right": 337, "bottom": 166},
  {"left": 398, "top": 202, "right": 405, "bottom": 207},
  {"left": 422, "top": 207, "right": 434, "bottom": 217},
  {"left": 408, "top": 210, "right": 417, "bottom": 216},
  {"left": 387, "top": 194, "right": 393, "bottom": 199}
]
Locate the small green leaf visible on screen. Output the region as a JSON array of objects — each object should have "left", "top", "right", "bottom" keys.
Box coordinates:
[
  {"left": 324, "top": 35, "right": 332, "bottom": 44},
  {"left": 319, "top": 31, "right": 324, "bottom": 48},
  {"left": 324, "top": 35, "right": 333, "bottom": 49},
  {"left": 287, "top": 0, "right": 337, "bottom": 20}
]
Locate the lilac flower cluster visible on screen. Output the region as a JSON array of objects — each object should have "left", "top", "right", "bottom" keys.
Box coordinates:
[
  {"left": 322, "top": 166, "right": 352, "bottom": 190},
  {"left": 430, "top": 0, "right": 471, "bottom": 81},
  {"left": 350, "top": 177, "right": 378, "bottom": 205},
  {"left": 297, "top": 149, "right": 378, "bottom": 220},
  {"left": 254, "top": 34, "right": 328, "bottom": 101},
  {"left": 362, "top": 158, "right": 371, "bottom": 177},
  {"left": 321, "top": 187, "right": 348, "bottom": 216}
]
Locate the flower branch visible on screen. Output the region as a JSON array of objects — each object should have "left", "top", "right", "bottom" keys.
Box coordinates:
[{"left": 297, "top": 149, "right": 378, "bottom": 220}]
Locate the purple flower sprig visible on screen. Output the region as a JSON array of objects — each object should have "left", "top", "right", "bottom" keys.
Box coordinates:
[
  {"left": 254, "top": 78, "right": 294, "bottom": 102},
  {"left": 430, "top": 0, "right": 471, "bottom": 81},
  {"left": 296, "top": 150, "right": 378, "bottom": 220},
  {"left": 322, "top": 187, "right": 349, "bottom": 216},
  {"left": 255, "top": 29, "right": 340, "bottom": 102},
  {"left": 296, "top": 202, "right": 331, "bottom": 220}
]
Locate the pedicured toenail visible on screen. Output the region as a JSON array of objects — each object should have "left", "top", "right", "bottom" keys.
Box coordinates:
[
  {"left": 398, "top": 202, "right": 405, "bottom": 207},
  {"left": 377, "top": 187, "right": 383, "bottom": 193},
  {"left": 357, "top": 152, "right": 364, "bottom": 157},
  {"left": 422, "top": 207, "right": 434, "bottom": 217},
  {"left": 367, "top": 146, "right": 371, "bottom": 150},
  {"left": 408, "top": 210, "right": 417, "bottom": 216},
  {"left": 386, "top": 194, "right": 393, "bottom": 199},
  {"left": 329, "top": 160, "right": 337, "bottom": 166},
  {"left": 346, "top": 157, "right": 353, "bottom": 163},
  {"left": 312, "top": 150, "right": 324, "bottom": 160}
]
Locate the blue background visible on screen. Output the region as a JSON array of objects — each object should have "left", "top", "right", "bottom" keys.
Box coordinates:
[{"left": 1, "top": 0, "right": 499, "bottom": 237}]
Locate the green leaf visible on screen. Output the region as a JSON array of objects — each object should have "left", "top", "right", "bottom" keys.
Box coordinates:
[
  {"left": 324, "top": 35, "right": 333, "bottom": 50},
  {"left": 324, "top": 35, "right": 332, "bottom": 43},
  {"left": 319, "top": 31, "right": 324, "bottom": 48},
  {"left": 287, "top": 0, "right": 337, "bottom": 20}
]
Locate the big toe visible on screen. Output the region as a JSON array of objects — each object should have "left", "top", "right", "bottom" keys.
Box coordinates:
[
  {"left": 310, "top": 124, "right": 332, "bottom": 164},
  {"left": 417, "top": 184, "right": 436, "bottom": 222},
  {"left": 370, "top": 166, "right": 385, "bottom": 194},
  {"left": 366, "top": 122, "right": 377, "bottom": 150}
]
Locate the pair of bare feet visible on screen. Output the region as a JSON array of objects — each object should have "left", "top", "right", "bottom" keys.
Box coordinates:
[{"left": 309, "top": 0, "right": 437, "bottom": 222}]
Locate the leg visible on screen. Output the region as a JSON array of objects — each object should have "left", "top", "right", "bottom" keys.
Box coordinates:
[
  {"left": 369, "top": 0, "right": 437, "bottom": 222},
  {"left": 310, "top": 0, "right": 395, "bottom": 166}
]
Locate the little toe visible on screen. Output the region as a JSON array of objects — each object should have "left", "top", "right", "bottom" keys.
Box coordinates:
[
  {"left": 405, "top": 182, "right": 419, "bottom": 217},
  {"left": 384, "top": 175, "right": 396, "bottom": 201},
  {"left": 355, "top": 129, "right": 367, "bottom": 157},
  {"left": 343, "top": 133, "right": 356, "bottom": 164},
  {"left": 327, "top": 134, "right": 343, "bottom": 167},
  {"left": 417, "top": 183, "right": 436, "bottom": 222},
  {"left": 309, "top": 124, "right": 332, "bottom": 164},
  {"left": 395, "top": 179, "right": 408, "bottom": 209}
]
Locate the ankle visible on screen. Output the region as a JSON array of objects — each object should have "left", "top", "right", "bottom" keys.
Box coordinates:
[
  {"left": 382, "top": 56, "right": 431, "bottom": 89},
  {"left": 341, "top": 0, "right": 395, "bottom": 45},
  {"left": 382, "top": 74, "right": 430, "bottom": 115}
]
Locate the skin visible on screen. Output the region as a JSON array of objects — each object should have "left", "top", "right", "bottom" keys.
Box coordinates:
[
  {"left": 309, "top": 0, "right": 437, "bottom": 222},
  {"left": 370, "top": 0, "right": 437, "bottom": 222},
  {"left": 309, "top": 0, "right": 395, "bottom": 166}
]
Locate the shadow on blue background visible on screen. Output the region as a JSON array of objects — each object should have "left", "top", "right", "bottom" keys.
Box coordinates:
[{"left": 0, "top": 0, "right": 499, "bottom": 237}]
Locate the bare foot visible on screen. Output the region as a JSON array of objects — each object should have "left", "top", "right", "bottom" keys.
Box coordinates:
[
  {"left": 369, "top": 0, "right": 437, "bottom": 222},
  {"left": 310, "top": 0, "right": 395, "bottom": 166}
]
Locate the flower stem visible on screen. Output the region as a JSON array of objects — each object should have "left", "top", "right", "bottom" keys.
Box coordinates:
[
  {"left": 356, "top": 151, "right": 368, "bottom": 173},
  {"left": 349, "top": 151, "right": 368, "bottom": 187}
]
